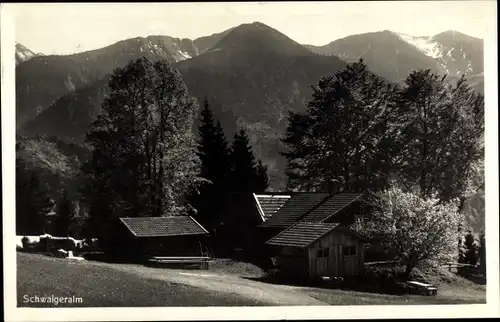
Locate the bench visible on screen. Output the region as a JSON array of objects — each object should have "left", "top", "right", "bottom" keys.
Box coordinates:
[
  {"left": 148, "top": 256, "right": 211, "bottom": 269},
  {"left": 407, "top": 281, "right": 438, "bottom": 296},
  {"left": 442, "top": 263, "right": 473, "bottom": 273}
]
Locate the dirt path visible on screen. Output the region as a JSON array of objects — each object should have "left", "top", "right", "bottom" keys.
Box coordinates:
[{"left": 80, "top": 260, "right": 328, "bottom": 306}]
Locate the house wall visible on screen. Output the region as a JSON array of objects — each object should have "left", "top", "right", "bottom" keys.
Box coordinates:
[
  {"left": 307, "top": 230, "right": 365, "bottom": 278},
  {"left": 273, "top": 246, "right": 309, "bottom": 278},
  {"left": 138, "top": 236, "right": 205, "bottom": 257},
  {"left": 112, "top": 219, "right": 207, "bottom": 260}
]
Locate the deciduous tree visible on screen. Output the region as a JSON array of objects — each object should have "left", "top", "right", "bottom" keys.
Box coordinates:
[
  {"left": 282, "top": 59, "right": 397, "bottom": 192},
  {"left": 355, "top": 186, "right": 463, "bottom": 278},
  {"left": 393, "top": 71, "right": 484, "bottom": 205},
  {"left": 83, "top": 57, "right": 201, "bottom": 240}
]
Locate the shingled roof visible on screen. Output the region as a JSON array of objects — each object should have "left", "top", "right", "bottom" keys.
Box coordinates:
[
  {"left": 259, "top": 193, "right": 329, "bottom": 228},
  {"left": 266, "top": 222, "right": 340, "bottom": 248},
  {"left": 300, "top": 192, "right": 364, "bottom": 222},
  {"left": 119, "top": 216, "right": 209, "bottom": 237},
  {"left": 253, "top": 193, "right": 291, "bottom": 221},
  {"left": 259, "top": 192, "right": 363, "bottom": 228}
]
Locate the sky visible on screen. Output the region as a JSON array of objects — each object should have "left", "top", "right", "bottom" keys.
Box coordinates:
[{"left": 12, "top": 1, "right": 498, "bottom": 55}]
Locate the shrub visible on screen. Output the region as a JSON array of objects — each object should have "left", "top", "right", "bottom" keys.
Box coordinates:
[{"left": 355, "top": 186, "right": 463, "bottom": 278}]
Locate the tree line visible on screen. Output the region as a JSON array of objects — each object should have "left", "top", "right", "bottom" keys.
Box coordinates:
[
  {"left": 16, "top": 57, "right": 269, "bottom": 246},
  {"left": 282, "top": 59, "right": 484, "bottom": 277},
  {"left": 16, "top": 57, "right": 484, "bottom": 273},
  {"left": 283, "top": 60, "right": 484, "bottom": 205}
]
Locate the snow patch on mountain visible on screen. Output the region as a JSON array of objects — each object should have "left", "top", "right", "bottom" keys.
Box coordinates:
[
  {"left": 395, "top": 32, "right": 442, "bottom": 59},
  {"left": 394, "top": 31, "right": 479, "bottom": 77},
  {"left": 16, "top": 43, "right": 42, "bottom": 65},
  {"left": 172, "top": 51, "right": 192, "bottom": 62}
]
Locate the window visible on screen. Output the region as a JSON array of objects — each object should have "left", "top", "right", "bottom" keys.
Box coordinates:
[
  {"left": 323, "top": 247, "right": 329, "bottom": 257},
  {"left": 342, "top": 245, "right": 357, "bottom": 256},
  {"left": 317, "top": 249, "right": 323, "bottom": 257}
]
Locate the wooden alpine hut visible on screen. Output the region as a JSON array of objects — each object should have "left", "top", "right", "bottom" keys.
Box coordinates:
[{"left": 266, "top": 221, "right": 369, "bottom": 280}]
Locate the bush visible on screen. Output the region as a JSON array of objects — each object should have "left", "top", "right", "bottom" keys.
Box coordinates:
[
  {"left": 21, "top": 236, "right": 30, "bottom": 247},
  {"left": 355, "top": 186, "right": 462, "bottom": 278},
  {"left": 342, "top": 266, "right": 413, "bottom": 295}
]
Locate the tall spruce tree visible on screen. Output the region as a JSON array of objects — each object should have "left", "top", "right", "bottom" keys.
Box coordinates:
[
  {"left": 190, "top": 98, "right": 231, "bottom": 229},
  {"left": 255, "top": 160, "right": 270, "bottom": 193},
  {"left": 53, "top": 189, "right": 73, "bottom": 237},
  {"left": 16, "top": 156, "right": 54, "bottom": 235},
  {"left": 223, "top": 129, "right": 269, "bottom": 250},
  {"left": 282, "top": 59, "right": 397, "bottom": 192},
  {"left": 463, "top": 230, "right": 479, "bottom": 266},
  {"left": 83, "top": 57, "right": 202, "bottom": 241},
  {"left": 229, "top": 129, "right": 259, "bottom": 194},
  {"left": 478, "top": 231, "right": 486, "bottom": 273}
]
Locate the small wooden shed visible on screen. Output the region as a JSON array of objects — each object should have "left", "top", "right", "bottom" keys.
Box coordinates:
[
  {"left": 114, "top": 216, "right": 209, "bottom": 261},
  {"left": 266, "top": 222, "right": 369, "bottom": 280}
]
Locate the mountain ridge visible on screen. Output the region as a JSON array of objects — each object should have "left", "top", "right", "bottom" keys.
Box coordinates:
[
  {"left": 17, "top": 23, "right": 484, "bottom": 190},
  {"left": 20, "top": 21, "right": 348, "bottom": 189},
  {"left": 306, "top": 29, "right": 484, "bottom": 92},
  {"left": 15, "top": 43, "right": 42, "bottom": 65}
]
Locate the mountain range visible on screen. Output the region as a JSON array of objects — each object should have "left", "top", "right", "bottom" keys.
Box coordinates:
[
  {"left": 15, "top": 22, "right": 485, "bottom": 194},
  {"left": 306, "top": 30, "right": 483, "bottom": 83}
]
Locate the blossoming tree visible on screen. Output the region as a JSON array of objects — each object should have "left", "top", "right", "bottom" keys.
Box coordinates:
[{"left": 356, "top": 185, "right": 463, "bottom": 278}]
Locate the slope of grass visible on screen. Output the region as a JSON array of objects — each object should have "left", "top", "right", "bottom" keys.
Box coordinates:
[
  {"left": 299, "top": 286, "right": 484, "bottom": 305},
  {"left": 17, "top": 253, "right": 268, "bottom": 307},
  {"left": 299, "top": 265, "right": 486, "bottom": 305}
]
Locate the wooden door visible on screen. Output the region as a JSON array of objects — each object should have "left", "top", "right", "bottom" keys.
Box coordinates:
[
  {"left": 317, "top": 247, "right": 329, "bottom": 276},
  {"left": 340, "top": 244, "right": 357, "bottom": 276}
]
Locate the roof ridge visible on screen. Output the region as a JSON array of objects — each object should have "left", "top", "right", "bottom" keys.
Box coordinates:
[
  {"left": 294, "top": 192, "right": 335, "bottom": 222},
  {"left": 319, "top": 193, "right": 364, "bottom": 223},
  {"left": 189, "top": 216, "right": 210, "bottom": 234},
  {"left": 120, "top": 215, "right": 191, "bottom": 219},
  {"left": 297, "top": 221, "right": 337, "bottom": 225}
]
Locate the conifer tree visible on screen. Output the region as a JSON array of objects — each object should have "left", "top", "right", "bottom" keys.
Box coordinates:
[
  {"left": 255, "top": 160, "right": 270, "bottom": 193},
  {"left": 53, "top": 189, "right": 73, "bottom": 237},
  {"left": 478, "top": 231, "right": 486, "bottom": 273},
  {"left": 16, "top": 156, "right": 54, "bottom": 235},
  {"left": 190, "top": 98, "right": 231, "bottom": 229},
  {"left": 463, "top": 230, "right": 479, "bottom": 266},
  {"left": 229, "top": 129, "right": 258, "bottom": 194}
]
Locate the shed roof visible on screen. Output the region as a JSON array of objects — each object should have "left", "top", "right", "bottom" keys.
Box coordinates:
[
  {"left": 266, "top": 222, "right": 369, "bottom": 248},
  {"left": 266, "top": 222, "right": 340, "bottom": 248},
  {"left": 259, "top": 192, "right": 363, "bottom": 228},
  {"left": 119, "top": 216, "right": 209, "bottom": 237}
]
